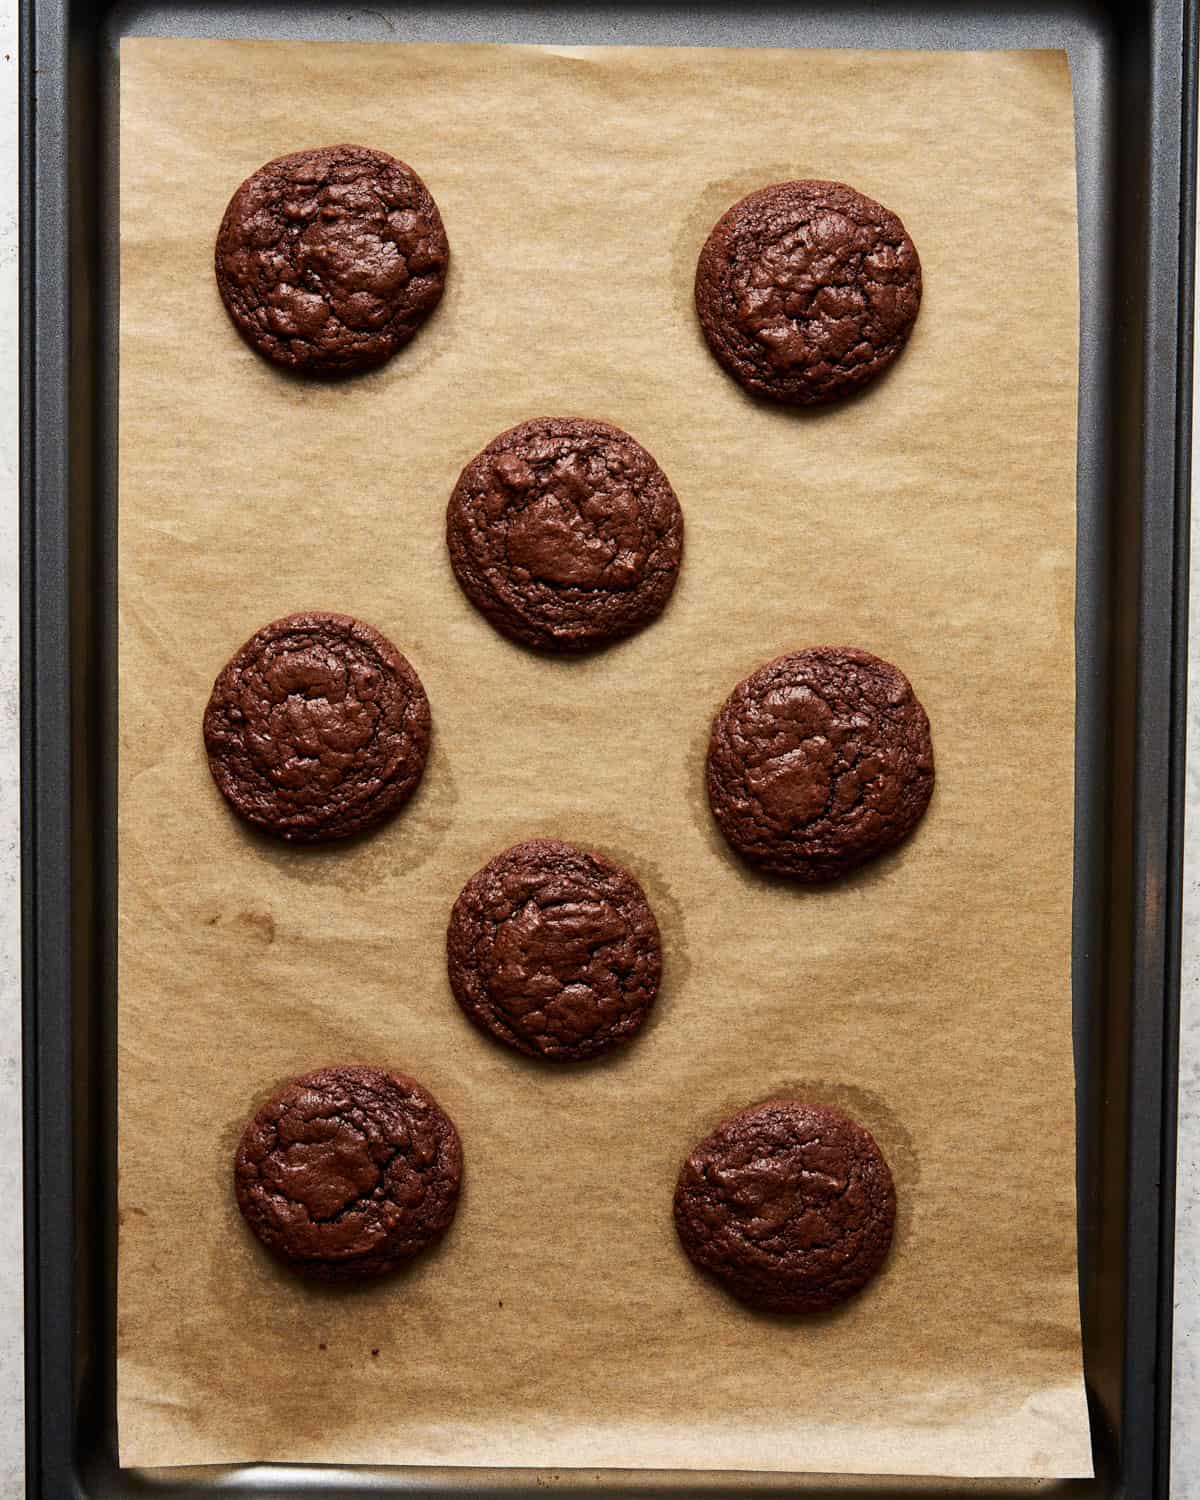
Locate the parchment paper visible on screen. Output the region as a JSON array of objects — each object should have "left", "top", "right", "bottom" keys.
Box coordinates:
[{"left": 117, "top": 38, "right": 1090, "bottom": 1477}]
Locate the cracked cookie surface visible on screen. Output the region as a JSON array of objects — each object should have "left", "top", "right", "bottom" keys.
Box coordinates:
[
  {"left": 215, "top": 144, "right": 448, "bottom": 377},
  {"left": 695, "top": 180, "right": 921, "bottom": 405},
  {"left": 234, "top": 1066, "right": 463, "bottom": 1281},
  {"left": 674, "top": 1100, "right": 895, "bottom": 1313},
  {"left": 203, "top": 612, "right": 431, "bottom": 844},
  {"left": 446, "top": 417, "right": 684, "bottom": 653},
  {"left": 706, "top": 647, "right": 933, "bottom": 881},
  {"left": 446, "top": 839, "right": 662, "bottom": 1061}
]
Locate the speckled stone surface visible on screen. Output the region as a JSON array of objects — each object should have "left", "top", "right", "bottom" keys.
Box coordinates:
[
  {"left": 1, "top": 3, "right": 24, "bottom": 1492},
  {"left": 1172, "top": 309, "right": 1200, "bottom": 1499}
]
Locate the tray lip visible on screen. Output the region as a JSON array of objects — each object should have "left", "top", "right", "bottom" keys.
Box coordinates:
[{"left": 17, "top": 0, "right": 1195, "bottom": 1496}]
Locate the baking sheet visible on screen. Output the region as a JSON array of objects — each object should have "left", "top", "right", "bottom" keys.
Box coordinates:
[{"left": 116, "top": 37, "right": 1090, "bottom": 1477}]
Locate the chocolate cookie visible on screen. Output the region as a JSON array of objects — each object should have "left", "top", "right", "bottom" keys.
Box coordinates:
[
  {"left": 203, "top": 612, "right": 431, "bottom": 843},
  {"left": 674, "top": 1101, "right": 895, "bottom": 1313},
  {"left": 235, "top": 1066, "right": 462, "bottom": 1281},
  {"left": 446, "top": 418, "right": 684, "bottom": 653},
  {"left": 215, "top": 144, "right": 449, "bottom": 377},
  {"left": 695, "top": 180, "right": 921, "bottom": 405},
  {"left": 446, "top": 839, "right": 662, "bottom": 1060},
  {"left": 706, "top": 647, "right": 933, "bottom": 880}
]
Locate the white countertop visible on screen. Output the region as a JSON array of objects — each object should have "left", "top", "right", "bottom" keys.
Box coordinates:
[{"left": 0, "top": 14, "right": 1195, "bottom": 1498}]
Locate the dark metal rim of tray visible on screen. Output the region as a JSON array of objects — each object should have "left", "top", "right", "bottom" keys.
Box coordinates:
[{"left": 18, "top": 0, "right": 1196, "bottom": 1496}]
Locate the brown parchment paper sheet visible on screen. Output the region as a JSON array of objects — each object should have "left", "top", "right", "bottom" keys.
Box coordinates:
[{"left": 117, "top": 38, "right": 1090, "bottom": 1476}]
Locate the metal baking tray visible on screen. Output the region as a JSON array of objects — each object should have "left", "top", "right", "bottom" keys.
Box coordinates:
[{"left": 19, "top": 0, "right": 1195, "bottom": 1496}]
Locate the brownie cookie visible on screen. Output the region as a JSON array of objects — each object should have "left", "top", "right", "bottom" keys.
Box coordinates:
[
  {"left": 706, "top": 647, "right": 933, "bottom": 880},
  {"left": 215, "top": 145, "right": 449, "bottom": 377},
  {"left": 695, "top": 180, "right": 921, "bottom": 405},
  {"left": 203, "top": 612, "right": 431, "bottom": 843},
  {"left": 446, "top": 418, "right": 684, "bottom": 653},
  {"left": 446, "top": 839, "right": 662, "bottom": 1060},
  {"left": 674, "top": 1101, "right": 896, "bottom": 1313},
  {"left": 235, "top": 1066, "right": 462, "bottom": 1281}
]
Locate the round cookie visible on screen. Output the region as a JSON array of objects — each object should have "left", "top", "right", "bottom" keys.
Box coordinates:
[
  {"left": 215, "top": 144, "right": 449, "bottom": 377},
  {"left": 446, "top": 839, "right": 662, "bottom": 1060},
  {"left": 446, "top": 417, "right": 684, "bottom": 653},
  {"left": 203, "top": 611, "right": 431, "bottom": 844},
  {"left": 234, "top": 1065, "right": 462, "bottom": 1281},
  {"left": 706, "top": 647, "right": 933, "bottom": 880},
  {"left": 674, "top": 1100, "right": 896, "bottom": 1313},
  {"left": 695, "top": 180, "right": 921, "bottom": 405}
]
